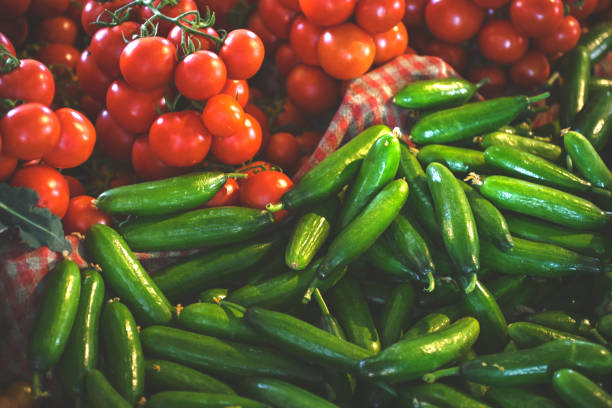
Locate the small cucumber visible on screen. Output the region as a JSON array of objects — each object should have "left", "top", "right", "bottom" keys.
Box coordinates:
[
  {"left": 177, "top": 302, "right": 260, "bottom": 343},
  {"left": 394, "top": 77, "right": 481, "bottom": 110},
  {"left": 574, "top": 89, "right": 612, "bottom": 151},
  {"left": 241, "top": 377, "right": 340, "bottom": 408},
  {"left": 379, "top": 282, "right": 415, "bottom": 347},
  {"left": 146, "top": 391, "right": 268, "bottom": 408},
  {"left": 526, "top": 311, "right": 604, "bottom": 343},
  {"left": 477, "top": 131, "right": 562, "bottom": 162},
  {"left": 401, "top": 313, "right": 451, "bottom": 340},
  {"left": 85, "top": 369, "right": 131, "bottom": 408},
  {"left": 417, "top": 145, "right": 491, "bottom": 175},
  {"left": 577, "top": 22, "right": 612, "bottom": 63},
  {"left": 484, "top": 387, "right": 561, "bottom": 408},
  {"left": 364, "top": 236, "right": 421, "bottom": 283},
  {"left": 508, "top": 322, "right": 587, "bottom": 348},
  {"left": 400, "top": 383, "right": 492, "bottom": 408},
  {"left": 145, "top": 359, "right": 235, "bottom": 395},
  {"left": 564, "top": 130, "right": 612, "bottom": 191},
  {"left": 553, "top": 368, "right": 612, "bottom": 408},
  {"left": 559, "top": 46, "right": 590, "bottom": 128},
  {"left": 460, "top": 279, "right": 507, "bottom": 352},
  {"left": 198, "top": 288, "right": 228, "bottom": 303}
]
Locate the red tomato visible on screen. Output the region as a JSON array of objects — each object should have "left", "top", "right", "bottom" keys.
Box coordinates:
[
  {"left": 219, "top": 29, "right": 265, "bottom": 80},
  {"left": 63, "top": 195, "right": 111, "bottom": 234},
  {"left": 1, "top": 103, "right": 60, "bottom": 161},
  {"left": 317, "top": 23, "right": 376, "bottom": 80},
  {"left": 298, "top": 0, "right": 357, "bottom": 26},
  {"left": 265, "top": 132, "right": 300, "bottom": 171},
  {"left": 76, "top": 49, "right": 113, "bottom": 101},
  {"left": 66, "top": 0, "right": 86, "bottom": 24},
  {"left": 286, "top": 64, "right": 341, "bottom": 114},
  {"left": 139, "top": 0, "right": 197, "bottom": 36},
  {"left": 80, "top": 94, "right": 104, "bottom": 119},
  {"left": 201, "top": 94, "right": 245, "bottom": 138},
  {"left": 174, "top": 50, "right": 227, "bottom": 101},
  {"left": 425, "top": 0, "right": 484, "bottom": 44},
  {"left": 90, "top": 22, "right": 140, "bottom": 78},
  {"left": 120, "top": 37, "right": 177, "bottom": 91},
  {"left": 510, "top": 0, "right": 563, "bottom": 38},
  {"left": 472, "top": 0, "right": 508, "bottom": 8},
  {"left": 355, "top": 0, "right": 405, "bottom": 34},
  {"left": 0, "top": 32, "right": 15, "bottom": 58},
  {"left": 568, "top": 0, "right": 597, "bottom": 19},
  {"left": 274, "top": 97, "right": 307, "bottom": 128},
  {"left": 246, "top": 11, "right": 280, "bottom": 55},
  {"left": 81, "top": 0, "right": 126, "bottom": 36},
  {"left": 275, "top": 43, "right": 301, "bottom": 77},
  {"left": 95, "top": 110, "right": 135, "bottom": 162},
  {"left": 478, "top": 19, "right": 527, "bottom": 64},
  {"left": 0, "top": 0, "right": 31, "bottom": 18},
  {"left": 424, "top": 40, "right": 467, "bottom": 73},
  {"left": 0, "top": 17, "right": 28, "bottom": 47},
  {"left": 468, "top": 65, "right": 507, "bottom": 96},
  {"left": 167, "top": 25, "right": 219, "bottom": 57},
  {"left": 258, "top": 0, "right": 298, "bottom": 39},
  {"left": 373, "top": 22, "right": 409, "bottom": 65},
  {"left": 403, "top": 0, "right": 428, "bottom": 26},
  {"left": 37, "top": 17, "right": 78, "bottom": 44},
  {"left": 237, "top": 160, "right": 274, "bottom": 186},
  {"left": 0, "top": 153, "right": 17, "bottom": 181},
  {"left": 105, "top": 79, "right": 167, "bottom": 134},
  {"left": 534, "top": 15, "right": 581, "bottom": 55},
  {"left": 595, "top": 0, "right": 611, "bottom": 12},
  {"left": 290, "top": 15, "right": 323, "bottom": 66},
  {"left": 279, "top": 0, "right": 301, "bottom": 10},
  {"left": 131, "top": 136, "right": 183, "bottom": 180},
  {"left": 64, "top": 175, "right": 86, "bottom": 197},
  {"left": 30, "top": 0, "right": 69, "bottom": 17},
  {"left": 36, "top": 44, "right": 80, "bottom": 71},
  {"left": 244, "top": 104, "right": 270, "bottom": 148},
  {"left": 296, "top": 130, "right": 322, "bottom": 154},
  {"left": 211, "top": 114, "right": 262, "bottom": 165},
  {"left": 0, "top": 59, "right": 55, "bottom": 106},
  {"left": 509, "top": 50, "right": 550, "bottom": 88},
  {"left": 193, "top": 0, "right": 239, "bottom": 29},
  {"left": 204, "top": 177, "right": 240, "bottom": 207},
  {"left": 239, "top": 170, "right": 294, "bottom": 221},
  {"left": 43, "top": 108, "right": 96, "bottom": 169},
  {"left": 10, "top": 164, "right": 70, "bottom": 218},
  {"left": 220, "top": 79, "right": 249, "bottom": 108},
  {"left": 149, "top": 110, "right": 212, "bottom": 167}
]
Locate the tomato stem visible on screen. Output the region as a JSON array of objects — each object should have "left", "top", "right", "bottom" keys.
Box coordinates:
[
  {"left": 0, "top": 44, "right": 19, "bottom": 74},
  {"left": 422, "top": 366, "right": 459, "bottom": 383},
  {"left": 474, "top": 77, "right": 490, "bottom": 90},
  {"left": 266, "top": 202, "right": 284, "bottom": 213}
]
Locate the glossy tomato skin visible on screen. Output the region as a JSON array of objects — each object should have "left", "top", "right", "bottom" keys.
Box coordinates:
[
  {"left": 509, "top": 0, "right": 563, "bottom": 38},
  {"left": 174, "top": 50, "right": 227, "bottom": 101},
  {"left": 275, "top": 44, "right": 301, "bottom": 77},
  {"left": 37, "top": 16, "right": 78, "bottom": 44},
  {"left": 0, "top": 59, "right": 55, "bottom": 106},
  {"left": 258, "top": 0, "right": 298, "bottom": 39},
  {"left": 468, "top": 65, "right": 507, "bottom": 96},
  {"left": 568, "top": 0, "right": 597, "bottom": 19},
  {"left": 219, "top": 29, "right": 265, "bottom": 80},
  {"left": 0, "top": 17, "right": 28, "bottom": 47},
  {"left": 237, "top": 160, "right": 274, "bottom": 186},
  {"left": 246, "top": 11, "right": 280, "bottom": 55},
  {"left": 90, "top": 22, "right": 140, "bottom": 78},
  {"left": 403, "top": 0, "right": 428, "bottom": 26},
  {"left": 131, "top": 136, "right": 184, "bottom": 180},
  {"left": 424, "top": 39, "right": 468, "bottom": 73},
  {"left": 373, "top": 22, "right": 409, "bottom": 65},
  {"left": 355, "top": 0, "right": 405, "bottom": 34},
  {"left": 80, "top": 95, "right": 104, "bottom": 119},
  {"left": 167, "top": 25, "right": 219, "bottom": 57},
  {"left": 286, "top": 64, "right": 341, "bottom": 114},
  {"left": 1, "top": 103, "right": 60, "bottom": 161},
  {"left": 211, "top": 114, "right": 262, "bottom": 165},
  {"left": 478, "top": 19, "right": 527, "bottom": 64},
  {"left": 36, "top": 43, "right": 80, "bottom": 71},
  {"left": 202, "top": 94, "right": 245, "bottom": 138},
  {"left": 239, "top": 170, "right": 294, "bottom": 221},
  {"left": 43, "top": 108, "right": 96, "bottom": 169},
  {"left": 63, "top": 195, "right": 111, "bottom": 234},
  {"left": 204, "top": 178, "right": 240, "bottom": 207},
  {"left": 425, "top": 0, "right": 484, "bottom": 44},
  {"left": 317, "top": 23, "right": 376, "bottom": 80},
  {"left": 76, "top": 49, "right": 113, "bottom": 101},
  {"left": 0, "top": 153, "right": 18, "bottom": 182},
  {"left": 472, "top": 0, "right": 508, "bottom": 8},
  {"left": 510, "top": 50, "right": 550, "bottom": 88},
  {"left": 139, "top": 0, "right": 197, "bottom": 36},
  {"left": 220, "top": 79, "right": 249, "bottom": 107},
  {"left": 0, "top": 32, "right": 15, "bottom": 58},
  {"left": 534, "top": 15, "right": 581, "bottom": 55},
  {"left": 95, "top": 110, "right": 135, "bottom": 162},
  {"left": 64, "top": 175, "right": 86, "bottom": 197},
  {"left": 244, "top": 104, "right": 270, "bottom": 148},
  {"left": 290, "top": 15, "right": 323, "bottom": 66},
  {"left": 299, "top": 0, "right": 357, "bottom": 26},
  {"left": 265, "top": 132, "right": 300, "bottom": 171},
  {"left": 105, "top": 79, "right": 166, "bottom": 134},
  {"left": 10, "top": 164, "right": 70, "bottom": 218},
  {"left": 120, "top": 37, "right": 177, "bottom": 91}
]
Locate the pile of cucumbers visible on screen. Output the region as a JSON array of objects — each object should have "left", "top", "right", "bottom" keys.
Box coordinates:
[{"left": 27, "top": 58, "right": 612, "bottom": 407}]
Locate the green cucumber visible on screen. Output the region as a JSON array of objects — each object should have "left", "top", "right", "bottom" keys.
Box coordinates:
[
  {"left": 577, "top": 22, "right": 612, "bottom": 63},
  {"left": 146, "top": 391, "right": 267, "bottom": 408},
  {"left": 241, "top": 377, "right": 339, "bottom": 408},
  {"left": 85, "top": 369, "right": 131, "bottom": 408},
  {"left": 394, "top": 77, "right": 481, "bottom": 110},
  {"left": 177, "top": 302, "right": 260, "bottom": 343},
  {"left": 417, "top": 145, "right": 491, "bottom": 175},
  {"left": 525, "top": 311, "right": 605, "bottom": 344},
  {"left": 559, "top": 46, "right": 590, "bottom": 128},
  {"left": 574, "top": 89, "right": 612, "bottom": 151},
  {"left": 380, "top": 282, "right": 415, "bottom": 347},
  {"left": 198, "top": 288, "right": 228, "bottom": 303},
  {"left": 400, "top": 383, "right": 492, "bottom": 408},
  {"left": 508, "top": 322, "right": 587, "bottom": 348},
  {"left": 364, "top": 235, "right": 421, "bottom": 283},
  {"left": 145, "top": 359, "right": 235, "bottom": 394},
  {"left": 553, "top": 368, "right": 612, "bottom": 408},
  {"left": 460, "top": 279, "right": 507, "bottom": 352},
  {"left": 484, "top": 387, "right": 561, "bottom": 408},
  {"left": 487, "top": 275, "right": 528, "bottom": 308},
  {"left": 590, "top": 77, "right": 612, "bottom": 93},
  {"left": 476, "top": 131, "right": 562, "bottom": 162},
  {"left": 565, "top": 130, "right": 612, "bottom": 190},
  {"left": 401, "top": 313, "right": 451, "bottom": 341}
]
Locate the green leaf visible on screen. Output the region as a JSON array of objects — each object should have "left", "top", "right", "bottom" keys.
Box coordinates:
[{"left": 0, "top": 183, "right": 72, "bottom": 254}]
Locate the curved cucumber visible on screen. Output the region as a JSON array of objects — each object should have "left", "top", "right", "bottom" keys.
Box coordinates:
[
  {"left": 553, "top": 368, "right": 612, "bottom": 408},
  {"left": 241, "top": 377, "right": 340, "bottom": 408},
  {"left": 564, "top": 130, "right": 612, "bottom": 190},
  {"left": 577, "top": 22, "right": 612, "bottom": 63},
  {"left": 145, "top": 359, "right": 235, "bottom": 395},
  {"left": 485, "top": 387, "right": 561, "bottom": 408},
  {"left": 177, "top": 302, "right": 260, "bottom": 343},
  {"left": 146, "top": 391, "right": 267, "bottom": 408},
  {"left": 574, "top": 89, "right": 612, "bottom": 151},
  {"left": 559, "top": 46, "right": 590, "bottom": 128},
  {"left": 461, "top": 279, "right": 507, "bottom": 352},
  {"left": 380, "top": 282, "right": 415, "bottom": 347},
  {"left": 400, "top": 383, "right": 492, "bottom": 408},
  {"left": 85, "top": 369, "right": 131, "bottom": 408},
  {"left": 417, "top": 145, "right": 491, "bottom": 175},
  {"left": 394, "top": 77, "right": 480, "bottom": 110},
  {"left": 508, "top": 322, "right": 587, "bottom": 348},
  {"left": 402, "top": 313, "right": 451, "bottom": 340},
  {"left": 364, "top": 236, "right": 421, "bottom": 282},
  {"left": 477, "top": 131, "right": 562, "bottom": 162}
]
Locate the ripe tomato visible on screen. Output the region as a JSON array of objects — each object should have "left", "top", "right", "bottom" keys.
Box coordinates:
[
  {"left": 131, "top": 136, "right": 184, "bottom": 180},
  {"left": 509, "top": 50, "right": 550, "bottom": 88},
  {"left": 279, "top": 0, "right": 301, "bottom": 10},
  {"left": 246, "top": 11, "right": 280, "bottom": 55},
  {"left": 80, "top": 94, "right": 104, "bottom": 119},
  {"left": 220, "top": 79, "right": 249, "bottom": 108},
  {"left": 37, "top": 16, "right": 78, "bottom": 44},
  {"left": 0, "top": 0, "right": 31, "bottom": 18},
  {"left": 478, "top": 19, "right": 527, "bottom": 64},
  {"left": 373, "top": 22, "right": 409, "bottom": 65},
  {"left": 43, "top": 108, "right": 96, "bottom": 169},
  {"left": 76, "top": 49, "right": 113, "bottom": 101},
  {"left": 62, "top": 195, "right": 111, "bottom": 234},
  {"left": 534, "top": 15, "right": 581, "bottom": 55},
  {"left": 0, "top": 32, "right": 15, "bottom": 58},
  {"left": 1, "top": 103, "right": 60, "bottom": 161},
  {"left": 274, "top": 97, "right": 307, "bottom": 128},
  {"left": 90, "top": 22, "right": 140, "bottom": 78},
  {"left": 149, "top": 110, "right": 212, "bottom": 167},
  {"left": 174, "top": 50, "right": 226, "bottom": 101},
  {"left": 258, "top": 0, "right": 298, "bottom": 39},
  {"left": 120, "top": 37, "right": 177, "bottom": 91},
  {"left": 0, "top": 17, "right": 28, "bottom": 47},
  {"left": 219, "top": 29, "right": 265, "bottom": 80},
  {"left": 595, "top": 0, "right": 611, "bottom": 12},
  {"left": 106, "top": 79, "right": 167, "bottom": 134},
  {"left": 193, "top": 0, "right": 239, "bottom": 29},
  {"left": 211, "top": 114, "right": 262, "bottom": 165},
  {"left": 10, "top": 164, "right": 70, "bottom": 218},
  {"left": 237, "top": 160, "right": 274, "bottom": 184},
  {"left": 317, "top": 23, "right": 375, "bottom": 80},
  {"left": 275, "top": 43, "right": 301, "bottom": 77},
  {"left": 265, "top": 131, "right": 300, "bottom": 171},
  {"left": 424, "top": 39, "right": 467, "bottom": 73},
  {"left": 81, "top": 0, "right": 126, "bottom": 36},
  {"left": 244, "top": 104, "right": 270, "bottom": 148},
  {"left": 568, "top": 0, "right": 597, "bottom": 19},
  {"left": 290, "top": 16, "right": 323, "bottom": 66},
  {"left": 299, "top": 0, "right": 357, "bottom": 26},
  {"left": 472, "top": 0, "right": 508, "bottom": 8},
  {"left": 0, "top": 153, "right": 18, "bottom": 181},
  {"left": 355, "top": 0, "right": 405, "bottom": 34},
  {"left": 139, "top": 0, "right": 197, "bottom": 36},
  {"left": 36, "top": 43, "right": 80, "bottom": 72},
  {"left": 64, "top": 175, "right": 86, "bottom": 197},
  {"left": 30, "top": 0, "right": 69, "bottom": 17},
  {"left": 425, "top": 0, "right": 484, "bottom": 44},
  {"left": 403, "top": 0, "right": 428, "bottom": 27},
  {"left": 167, "top": 25, "right": 219, "bottom": 57},
  {"left": 509, "top": 0, "right": 563, "bottom": 38},
  {"left": 296, "top": 130, "right": 322, "bottom": 154},
  {"left": 202, "top": 94, "right": 245, "bottom": 138},
  {"left": 468, "top": 65, "right": 507, "bottom": 97},
  {"left": 239, "top": 170, "right": 294, "bottom": 221},
  {"left": 95, "top": 110, "right": 135, "bottom": 162},
  {"left": 204, "top": 178, "right": 240, "bottom": 207},
  {"left": 0, "top": 59, "right": 55, "bottom": 106},
  {"left": 286, "top": 64, "right": 341, "bottom": 114}
]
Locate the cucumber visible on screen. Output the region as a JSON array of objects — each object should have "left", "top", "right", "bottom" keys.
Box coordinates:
[
  {"left": 145, "top": 359, "right": 235, "bottom": 394},
  {"left": 564, "top": 130, "right": 612, "bottom": 191},
  {"left": 85, "top": 369, "right": 131, "bottom": 408},
  {"left": 573, "top": 89, "right": 612, "bottom": 151},
  {"left": 559, "top": 46, "right": 590, "bottom": 128},
  {"left": 241, "top": 377, "right": 340, "bottom": 408},
  {"left": 394, "top": 77, "right": 481, "bottom": 110},
  {"left": 380, "top": 282, "right": 415, "bottom": 347},
  {"left": 477, "top": 131, "right": 562, "bottom": 162},
  {"left": 364, "top": 236, "right": 421, "bottom": 283},
  {"left": 577, "top": 22, "right": 612, "bottom": 63},
  {"left": 402, "top": 313, "right": 451, "bottom": 341},
  {"left": 146, "top": 391, "right": 268, "bottom": 408},
  {"left": 417, "top": 145, "right": 491, "bottom": 175}
]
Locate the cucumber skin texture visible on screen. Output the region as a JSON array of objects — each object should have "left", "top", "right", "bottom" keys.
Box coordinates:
[
  {"left": 145, "top": 359, "right": 235, "bottom": 395},
  {"left": 364, "top": 237, "right": 420, "bottom": 282},
  {"left": 574, "top": 89, "right": 612, "bottom": 151},
  {"left": 27, "top": 260, "right": 81, "bottom": 373},
  {"left": 387, "top": 213, "right": 435, "bottom": 280},
  {"left": 565, "top": 131, "right": 612, "bottom": 190},
  {"left": 358, "top": 317, "right": 480, "bottom": 383},
  {"left": 85, "top": 369, "right": 131, "bottom": 408},
  {"left": 400, "top": 383, "right": 492, "bottom": 408},
  {"left": 380, "top": 283, "right": 415, "bottom": 347},
  {"left": 338, "top": 133, "right": 400, "bottom": 228},
  {"left": 57, "top": 269, "right": 105, "bottom": 397},
  {"left": 553, "top": 369, "right": 612, "bottom": 408},
  {"left": 286, "top": 197, "right": 338, "bottom": 270},
  {"left": 508, "top": 322, "right": 587, "bottom": 348},
  {"left": 177, "top": 302, "right": 260, "bottom": 343},
  {"left": 485, "top": 387, "right": 562, "bottom": 408},
  {"left": 281, "top": 124, "right": 391, "bottom": 210},
  {"left": 140, "top": 326, "right": 323, "bottom": 383},
  {"left": 401, "top": 313, "right": 451, "bottom": 340},
  {"left": 479, "top": 132, "right": 562, "bottom": 162},
  {"left": 478, "top": 175, "right": 611, "bottom": 230},
  {"left": 394, "top": 78, "right": 477, "bottom": 109},
  {"left": 241, "top": 377, "right": 340, "bottom": 408},
  {"left": 100, "top": 301, "right": 144, "bottom": 406},
  {"left": 560, "top": 46, "right": 591, "bottom": 128},
  {"left": 578, "top": 22, "right": 612, "bottom": 63},
  {"left": 146, "top": 391, "right": 268, "bottom": 408},
  {"left": 417, "top": 144, "right": 491, "bottom": 175},
  {"left": 411, "top": 96, "right": 531, "bottom": 144},
  {"left": 96, "top": 172, "right": 226, "bottom": 216},
  {"left": 426, "top": 162, "right": 480, "bottom": 278},
  {"left": 120, "top": 206, "right": 275, "bottom": 251},
  {"left": 461, "top": 280, "right": 508, "bottom": 352},
  {"left": 86, "top": 224, "right": 173, "bottom": 326},
  {"left": 317, "top": 178, "right": 408, "bottom": 279}
]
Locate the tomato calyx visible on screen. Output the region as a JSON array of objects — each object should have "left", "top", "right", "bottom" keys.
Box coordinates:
[{"left": 0, "top": 44, "right": 19, "bottom": 74}]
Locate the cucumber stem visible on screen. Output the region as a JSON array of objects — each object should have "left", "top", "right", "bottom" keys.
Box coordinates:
[
  {"left": 475, "top": 77, "right": 490, "bottom": 89},
  {"left": 464, "top": 172, "right": 483, "bottom": 188},
  {"left": 373, "top": 381, "right": 398, "bottom": 397},
  {"left": 592, "top": 187, "right": 612, "bottom": 198},
  {"left": 589, "top": 328, "right": 609, "bottom": 346},
  {"left": 226, "top": 172, "right": 248, "bottom": 179},
  {"left": 460, "top": 274, "right": 478, "bottom": 294},
  {"left": 422, "top": 366, "right": 460, "bottom": 383},
  {"left": 423, "top": 271, "right": 435, "bottom": 293},
  {"left": 527, "top": 92, "right": 550, "bottom": 104},
  {"left": 266, "top": 202, "right": 284, "bottom": 213},
  {"left": 312, "top": 288, "right": 330, "bottom": 315},
  {"left": 303, "top": 277, "right": 320, "bottom": 304},
  {"left": 31, "top": 372, "right": 48, "bottom": 398}
]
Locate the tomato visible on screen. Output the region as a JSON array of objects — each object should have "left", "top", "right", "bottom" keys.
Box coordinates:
[
  {"left": 194, "top": 0, "right": 239, "bottom": 29},
  {"left": 0, "top": 59, "right": 55, "bottom": 106},
  {"left": 0, "top": 17, "right": 28, "bottom": 47},
  {"left": 423, "top": 40, "right": 467, "bottom": 73},
  {"left": 66, "top": 0, "right": 86, "bottom": 24},
  {"left": 36, "top": 43, "right": 80, "bottom": 72},
  {"left": 403, "top": 0, "right": 428, "bottom": 26},
  {"left": 36, "top": 16, "right": 78, "bottom": 44},
  {"left": 595, "top": 0, "right": 611, "bottom": 12},
  {"left": 265, "top": 132, "right": 300, "bottom": 171},
  {"left": 95, "top": 110, "right": 135, "bottom": 162},
  {"left": 296, "top": 130, "right": 322, "bottom": 154},
  {"left": 237, "top": 160, "right": 274, "bottom": 185},
  {"left": 201, "top": 94, "right": 245, "bottom": 138},
  {"left": 62, "top": 195, "right": 111, "bottom": 234},
  {"left": 355, "top": 0, "right": 405, "bottom": 34},
  {"left": 510, "top": 0, "right": 563, "bottom": 38},
  {"left": 534, "top": 15, "right": 581, "bottom": 55},
  {"left": 0, "top": 32, "right": 15, "bottom": 58},
  {"left": 239, "top": 170, "right": 294, "bottom": 221},
  {"left": 0, "top": 153, "right": 18, "bottom": 181},
  {"left": 478, "top": 19, "right": 527, "bottom": 64},
  {"left": 131, "top": 136, "right": 184, "bottom": 180},
  {"left": 64, "top": 175, "right": 86, "bottom": 197},
  {"left": 120, "top": 37, "right": 177, "bottom": 91},
  {"left": 211, "top": 114, "right": 262, "bottom": 165},
  {"left": 258, "top": 0, "right": 298, "bottom": 39},
  {"left": 290, "top": 15, "right": 323, "bottom": 66},
  {"left": 90, "top": 22, "right": 140, "bottom": 78},
  {"left": 10, "top": 164, "right": 70, "bottom": 218},
  {"left": 106, "top": 79, "right": 167, "bottom": 134},
  {"left": 174, "top": 50, "right": 226, "bottom": 101},
  {"left": 468, "top": 65, "right": 507, "bottom": 97},
  {"left": 472, "top": 0, "right": 508, "bottom": 8},
  {"left": 1, "top": 104, "right": 60, "bottom": 161},
  {"left": 167, "top": 25, "right": 219, "bottom": 57},
  {"left": 373, "top": 22, "right": 409, "bottom": 65},
  {"left": 148, "top": 110, "right": 212, "bottom": 167},
  {"left": 139, "top": 0, "right": 198, "bottom": 36},
  {"left": 274, "top": 97, "right": 307, "bottom": 128},
  {"left": 509, "top": 50, "right": 549, "bottom": 88},
  {"left": 109, "top": 170, "right": 133, "bottom": 188},
  {"left": 220, "top": 79, "right": 249, "bottom": 107},
  {"left": 43, "top": 108, "right": 96, "bottom": 169},
  {"left": 244, "top": 103, "right": 270, "bottom": 148},
  {"left": 76, "top": 49, "right": 113, "bottom": 101},
  {"left": 80, "top": 94, "right": 104, "bottom": 119},
  {"left": 317, "top": 23, "right": 375, "bottom": 80},
  {"left": 279, "top": 0, "right": 301, "bottom": 10},
  {"left": 275, "top": 43, "right": 301, "bottom": 77},
  {"left": 219, "top": 29, "right": 265, "bottom": 80},
  {"left": 81, "top": 0, "right": 125, "bottom": 36},
  {"left": 0, "top": 0, "right": 31, "bottom": 18},
  {"left": 299, "top": 0, "right": 357, "bottom": 26},
  {"left": 425, "top": 0, "right": 484, "bottom": 44},
  {"left": 286, "top": 64, "right": 340, "bottom": 114},
  {"left": 568, "top": 0, "right": 598, "bottom": 19},
  {"left": 30, "top": 0, "right": 69, "bottom": 17},
  {"left": 204, "top": 177, "right": 240, "bottom": 207},
  {"left": 246, "top": 11, "right": 280, "bottom": 55}
]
